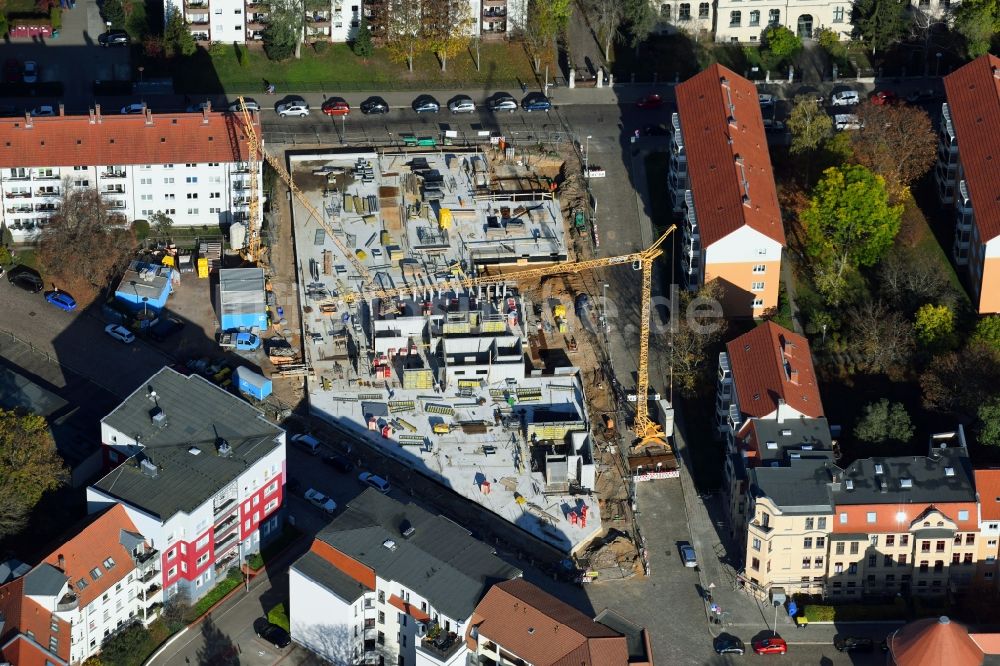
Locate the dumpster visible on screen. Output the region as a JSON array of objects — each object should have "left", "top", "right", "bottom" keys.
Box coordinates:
[{"left": 402, "top": 134, "right": 417, "bottom": 146}]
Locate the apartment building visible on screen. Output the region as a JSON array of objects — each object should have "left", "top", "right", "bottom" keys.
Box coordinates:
[
  {"left": 465, "top": 578, "right": 653, "bottom": 665},
  {"left": 652, "top": 1, "right": 714, "bottom": 38},
  {"left": 167, "top": 0, "right": 356, "bottom": 43},
  {"left": 290, "top": 489, "right": 522, "bottom": 666},
  {"left": 744, "top": 428, "right": 982, "bottom": 601},
  {"left": 0, "top": 505, "right": 160, "bottom": 665},
  {"left": 713, "top": 0, "right": 952, "bottom": 43},
  {"left": 973, "top": 470, "right": 1000, "bottom": 586},
  {"left": 938, "top": 54, "right": 1000, "bottom": 313},
  {"left": 363, "top": 0, "right": 522, "bottom": 41},
  {"left": 86, "top": 367, "right": 286, "bottom": 602},
  {"left": 670, "top": 64, "right": 785, "bottom": 317},
  {"left": 0, "top": 106, "right": 262, "bottom": 242}
]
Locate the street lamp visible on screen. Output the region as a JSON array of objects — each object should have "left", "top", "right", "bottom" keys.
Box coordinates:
[
  {"left": 138, "top": 66, "right": 144, "bottom": 84},
  {"left": 584, "top": 135, "right": 592, "bottom": 178},
  {"left": 141, "top": 296, "right": 149, "bottom": 318},
  {"left": 105, "top": 20, "right": 111, "bottom": 34},
  {"left": 935, "top": 52, "right": 943, "bottom": 77}
]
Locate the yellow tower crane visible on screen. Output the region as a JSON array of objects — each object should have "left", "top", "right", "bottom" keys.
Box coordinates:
[
  {"left": 235, "top": 96, "right": 262, "bottom": 263},
  {"left": 371, "top": 225, "right": 677, "bottom": 450}
]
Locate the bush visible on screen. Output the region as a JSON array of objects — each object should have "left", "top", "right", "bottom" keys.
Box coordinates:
[
  {"left": 268, "top": 603, "right": 290, "bottom": 631},
  {"left": 209, "top": 41, "right": 227, "bottom": 57},
  {"left": 803, "top": 604, "right": 835, "bottom": 621},
  {"left": 191, "top": 568, "right": 243, "bottom": 619},
  {"left": 236, "top": 43, "right": 249, "bottom": 67},
  {"left": 313, "top": 40, "right": 329, "bottom": 54}
]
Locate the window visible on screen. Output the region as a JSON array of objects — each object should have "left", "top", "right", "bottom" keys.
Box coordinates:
[
  {"left": 967, "top": 534, "right": 976, "bottom": 545},
  {"left": 833, "top": 5, "right": 844, "bottom": 21},
  {"left": 140, "top": 177, "right": 152, "bottom": 185},
  {"left": 749, "top": 9, "right": 760, "bottom": 25},
  {"left": 50, "top": 619, "right": 59, "bottom": 632},
  {"left": 751, "top": 281, "right": 765, "bottom": 291},
  {"left": 867, "top": 512, "right": 877, "bottom": 523},
  {"left": 186, "top": 193, "right": 198, "bottom": 199},
  {"left": 959, "top": 510, "right": 969, "bottom": 521},
  {"left": 378, "top": 611, "right": 385, "bottom": 624},
  {"left": 679, "top": 3, "right": 690, "bottom": 19},
  {"left": 49, "top": 637, "right": 58, "bottom": 652},
  {"left": 816, "top": 537, "right": 826, "bottom": 548},
  {"left": 964, "top": 553, "right": 973, "bottom": 564},
  {"left": 188, "top": 208, "right": 199, "bottom": 215},
  {"left": 814, "top": 556, "right": 824, "bottom": 569},
  {"left": 698, "top": 1, "right": 709, "bottom": 17},
  {"left": 103, "top": 557, "right": 115, "bottom": 570},
  {"left": 868, "top": 555, "right": 877, "bottom": 567},
  {"left": 752, "top": 538, "right": 761, "bottom": 551},
  {"left": 850, "top": 542, "right": 859, "bottom": 555},
  {"left": 805, "top": 518, "right": 814, "bottom": 530},
  {"left": 899, "top": 554, "right": 908, "bottom": 565},
  {"left": 818, "top": 517, "right": 827, "bottom": 529},
  {"left": 752, "top": 297, "right": 764, "bottom": 308},
  {"left": 660, "top": 4, "right": 671, "bottom": 19},
  {"left": 886, "top": 535, "right": 895, "bottom": 547},
  {"left": 901, "top": 535, "right": 909, "bottom": 547},
  {"left": 164, "top": 177, "right": 174, "bottom": 184},
  {"left": 751, "top": 557, "right": 760, "bottom": 571},
  {"left": 953, "top": 553, "right": 961, "bottom": 564},
  {"left": 768, "top": 8, "right": 779, "bottom": 24},
  {"left": 168, "top": 566, "right": 177, "bottom": 578},
  {"left": 937, "top": 540, "right": 946, "bottom": 552},
  {"left": 90, "top": 567, "right": 103, "bottom": 581},
  {"left": 884, "top": 555, "right": 893, "bottom": 567},
  {"left": 186, "top": 176, "right": 198, "bottom": 183},
  {"left": 196, "top": 553, "right": 210, "bottom": 566},
  {"left": 729, "top": 10, "right": 741, "bottom": 25},
  {"left": 934, "top": 560, "right": 944, "bottom": 573},
  {"left": 802, "top": 557, "right": 811, "bottom": 569},
  {"left": 835, "top": 542, "right": 845, "bottom": 555},
  {"left": 804, "top": 537, "right": 813, "bottom": 549},
  {"left": 848, "top": 563, "right": 858, "bottom": 574},
  {"left": 839, "top": 512, "right": 847, "bottom": 524},
  {"left": 834, "top": 563, "right": 844, "bottom": 574}
]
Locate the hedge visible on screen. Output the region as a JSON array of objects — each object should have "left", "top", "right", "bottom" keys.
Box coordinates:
[{"left": 190, "top": 567, "right": 243, "bottom": 619}]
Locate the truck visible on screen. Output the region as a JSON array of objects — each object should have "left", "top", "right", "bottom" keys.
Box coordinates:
[{"left": 219, "top": 331, "right": 262, "bottom": 352}]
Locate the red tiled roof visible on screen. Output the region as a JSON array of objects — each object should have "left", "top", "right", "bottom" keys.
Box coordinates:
[
  {"left": 889, "top": 616, "right": 983, "bottom": 666},
  {"left": 944, "top": 55, "right": 1000, "bottom": 242},
  {"left": 1, "top": 634, "right": 66, "bottom": 666},
  {"left": 975, "top": 470, "right": 1000, "bottom": 520},
  {"left": 726, "top": 322, "right": 823, "bottom": 419},
  {"left": 0, "top": 578, "right": 70, "bottom": 664},
  {"left": 970, "top": 633, "right": 1000, "bottom": 655},
  {"left": 388, "top": 594, "right": 431, "bottom": 623},
  {"left": 675, "top": 63, "right": 785, "bottom": 248},
  {"left": 467, "top": 579, "right": 628, "bottom": 666},
  {"left": 0, "top": 110, "right": 258, "bottom": 168},
  {"left": 41, "top": 504, "right": 140, "bottom": 608}
]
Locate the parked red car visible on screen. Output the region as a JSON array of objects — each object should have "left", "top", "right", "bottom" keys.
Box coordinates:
[
  {"left": 321, "top": 98, "right": 351, "bottom": 116},
  {"left": 636, "top": 93, "right": 663, "bottom": 109},
  {"left": 870, "top": 90, "right": 899, "bottom": 106},
  {"left": 752, "top": 637, "right": 788, "bottom": 655}
]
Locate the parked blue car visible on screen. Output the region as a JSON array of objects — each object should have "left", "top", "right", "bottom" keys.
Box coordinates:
[
  {"left": 521, "top": 94, "right": 552, "bottom": 112},
  {"left": 45, "top": 290, "right": 77, "bottom": 311}
]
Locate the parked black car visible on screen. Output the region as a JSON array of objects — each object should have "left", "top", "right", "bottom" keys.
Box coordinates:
[
  {"left": 7, "top": 265, "right": 42, "bottom": 293},
  {"left": 323, "top": 454, "right": 354, "bottom": 473},
  {"left": 360, "top": 96, "right": 389, "bottom": 114},
  {"left": 714, "top": 634, "right": 745, "bottom": 655},
  {"left": 98, "top": 30, "right": 130, "bottom": 46},
  {"left": 254, "top": 618, "right": 290, "bottom": 649},
  {"left": 834, "top": 636, "right": 874, "bottom": 653}
]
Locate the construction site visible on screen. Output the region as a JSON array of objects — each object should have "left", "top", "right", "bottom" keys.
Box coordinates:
[{"left": 279, "top": 139, "right": 676, "bottom": 566}]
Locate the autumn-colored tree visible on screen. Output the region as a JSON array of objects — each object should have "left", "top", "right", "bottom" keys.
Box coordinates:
[
  {"left": 921, "top": 342, "right": 1000, "bottom": 415},
  {"left": 670, "top": 281, "right": 728, "bottom": 397},
  {"left": 847, "top": 299, "right": 914, "bottom": 375},
  {"left": 851, "top": 102, "right": 937, "bottom": 201},
  {"left": 421, "top": 0, "right": 473, "bottom": 71},
  {"left": 914, "top": 303, "right": 957, "bottom": 350},
  {"left": 0, "top": 409, "right": 68, "bottom": 540},
  {"left": 38, "top": 188, "right": 136, "bottom": 302},
  {"left": 385, "top": 0, "right": 425, "bottom": 71}
]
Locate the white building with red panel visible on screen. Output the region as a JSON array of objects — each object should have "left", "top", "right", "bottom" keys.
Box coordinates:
[{"left": 86, "top": 367, "right": 286, "bottom": 602}]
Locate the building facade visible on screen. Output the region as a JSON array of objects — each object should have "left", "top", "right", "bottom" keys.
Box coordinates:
[
  {"left": 938, "top": 54, "right": 1000, "bottom": 313},
  {"left": 652, "top": 1, "right": 714, "bottom": 38},
  {"left": 670, "top": 64, "right": 785, "bottom": 317},
  {"left": 290, "top": 489, "right": 522, "bottom": 666},
  {"left": 0, "top": 106, "right": 262, "bottom": 242},
  {"left": 169, "top": 0, "right": 357, "bottom": 44},
  {"left": 742, "top": 428, "right": 988, "bottom": 602},
  {"left": 0, "top": 505, "right": 160, "bottom": 665},
  {"left": 86, "top": 367, "right": 286, "bottom": 602}
]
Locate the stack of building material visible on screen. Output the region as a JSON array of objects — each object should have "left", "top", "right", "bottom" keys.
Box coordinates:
[
  {"left": 198, "top": 241, "right": 222, "bottom": 273},
  {"left": 380, "top": 185, "right": 402, "bottom": 231}
]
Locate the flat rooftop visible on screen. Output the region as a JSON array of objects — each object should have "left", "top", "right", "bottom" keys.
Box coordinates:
[{"left": 93, "top": 367, "right": 284, "bottom": 519}]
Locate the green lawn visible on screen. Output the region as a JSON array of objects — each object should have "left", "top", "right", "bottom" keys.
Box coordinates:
[
  {"left": 173, "top": 41, "right": 555, "bottom": 94},
  {"left": 190, "top": 568, "right": 244, "bottom": 619}
]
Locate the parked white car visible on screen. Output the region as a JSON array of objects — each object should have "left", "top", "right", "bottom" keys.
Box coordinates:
[
  {"left": 448, "top": 96, "right": 476, "bottom": 114},
  {"left": 834, "top": 114, "right": 862, "bottom": 131},
  {"left": 359, "top": 472, "right": 391, "bottom": 493},
  {"left": 121, "top": 103, "right": 146, "bottom": 114},
  {"left": 305, "top": 489, "right": 337, "bottom": 513},
  {"left": 277, "top": 102, "right": 310, "bottom": 117},
  {"left": 229, "top": 99, "right": 260, "bottom": 113},
  {"left": 757, "top": 93, "right": 775, "bottom": 107},
  {"left": 831, "top": 90, "right": 860, "bottom": 107},
  {"left": 104, "top": 324, "right": 135, "bottom": 344}
]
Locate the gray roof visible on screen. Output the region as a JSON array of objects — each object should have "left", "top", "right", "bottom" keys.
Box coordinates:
[
  {"left": 0, "top": 560, "right": 29, "bottom": 585},
  {"left": 22, "top": 563, "right": 66, "bottom": 596},
  {"left": 594, "top": 609, "right": 649, "bottom": 661},
  {"left": 834, "top": 444, "right": 975, "bottom": 506},
  {"left": 292, "top": 551, "right": 367, "bottom": 603},
  {"left": 312, "top": 489, "right": 521, "bottom": 620},
  {"left": 750, "top": 458, "right": 836, "bottom": 514},
  {"left": 93, "top": 368, "right": 283, "bottom": 519},
  {"left": 750, "top": 416, "right": 833, "bottom": 465},
  {"left": 219, "top": 268, "right": 267, "bottom": 318},
  {"left": 115, "top": 261, "right": 171, "bottom": 301}
]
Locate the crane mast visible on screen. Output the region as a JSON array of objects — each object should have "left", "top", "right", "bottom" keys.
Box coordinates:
[{"left": 235, "top": 97, "right": 262, "bottom": 263}]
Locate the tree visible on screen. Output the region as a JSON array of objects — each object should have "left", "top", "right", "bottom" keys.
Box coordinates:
[
  {"left": 953, "top": 0, "right": 1000, "bottom": 58},
  {"left": 622, "top": 0, "right": 654, "bottom": 54},
  {"left": 921, "top": 342, "right": 1000, "bottom": 415},
  {"left": 670, "top": 281, "right": 728, "bottom": 397},
  {"left": 788, "top": 95, "right": 833, "bottom": 156},
  {"left": 422, "top": 0, "right": 473, "bottom": 71},
  {"left": 0, "top": 409, "right": 68, "bottom": 540},
  {"left": 589, "top": 0, "right": 624, "bottom": 62},
  {"left": 851, "top": 102, "right": 937, "bottom": 200},
  {"left": 847, "top": 300, "right": 914, "bottom": 374},
  {"left": 854, "top": 399, "right": 915, "bottom": 443},
  {"left": 150, "top": 211, "right": 173, "bottom": 238},
  {"left": 100, "top": 623, "right": 150, "bottom": 666},
  {"left": 38, "top": 188, "right": 136, "bottom": 300},
  {"left": 163, "top": 5, "right": 196, "bottom": 57},
  {"left": 914, "top": 303, "right": 957, "bottom": 350},
  {"left": 101, "top": 0, "right": 127, "bottom": 29},
  {"left": 978, "top": 398, "right": 1000, "bottom": 447},
  {"left": 801, "top": 165, "right": 903, "bottom": 303},
  {"left": 759, "top": 26, "right": 802, "bottom": 71},
  {"left": 852, "top": 0, "right": 910, "bottom": 57},
  {"left": 878, "top": 246, "right": 953, "bottom": 313},
  {"left": 973, "top": 315, "right": 1000, "bottom": 352},
  {"left": 352, "top": 17, "right": 374, "bottom": 57},
  {"left": 385, "top": 0, "right": 425, "bottom": 71},
  {"left": 262, "top": 3, "right": 300, "bottom": 61}
]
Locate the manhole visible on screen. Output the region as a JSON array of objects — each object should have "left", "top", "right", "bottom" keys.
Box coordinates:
[{"left": 28, "top": 311, "right": 35, "bottom": 316}]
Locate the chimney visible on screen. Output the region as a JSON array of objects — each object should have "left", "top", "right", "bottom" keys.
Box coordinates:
[
  {"left": 57, "top": 554, "right": 65, "bottom": 570},
  {"left": 58, "top": 103, "right": 64, "bottom": 117},
  {"left": 202, "top": 105, "right": 210, "bottom": 125},
  {"left": 994, "top": 66, "right": 1000, "bottom": 80},
  {"left": 89, "top": 108, "right": 96, "bottom": 125},
  {"left": 24, "top": 111, "right": 31, "bottom": 129},
  {"left": 776, "top": 398, "right": 786, "bottom": 424},
  {"left": 144, "top": 107, "right": 153, "bottom": 126},
  {"left": 95, "top": 104, "right": 102, "bottom": 123}
]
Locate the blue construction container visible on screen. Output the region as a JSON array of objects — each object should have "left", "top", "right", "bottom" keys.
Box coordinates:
[
  {"left": 235, "top": 366, "right": 272, "bottom": 401},
  {"left": 114, "top": 262, "right": 173, "bottom": 313},
  {"left": 219, "top": 268, "right": 268, "bottom": 332}
]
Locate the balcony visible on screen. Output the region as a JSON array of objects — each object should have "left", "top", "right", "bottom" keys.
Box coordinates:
[
  {"left": 7, "top": 173, "right": 29, "bottom": 180},
  {"left": 103, "top": 185, "right": 125, "bottom": 194},
  {"left": 34, "top": 189, "right": 60, "bottom": 198},
  {"left": 56, "top": 592, "right": 79, "bottom": 612},
  {"left": 186, "top": 15, "right": 210, "bottom": 23},
  {"left": 215, "top": 532, "right": 238, "bottom": 556},
  {"left": 185, "top": 0, "right": 208, "bottom": 6},
  {"left": 215, "top": 515, "right": 239, "bottom": 538},
  {"left": 139, "top": 568, "right": 158, "bottom": 584},
  {"left": 213, "top": 496, "right": 237, "bottom": 516},
  {"left": 246, "top": 14, "right": 267, "bottom": 28},
  {"left": 6, "top": 205, "right": 33, "bottom": 214},
  {"left": 306, "top": 12, "right": 330, "bottom": 24},
  {"left": 145, "top": 583, "right": 162, "bottom": 598},
  {"left": 419, "top": 631, "right": 463, "bottom": 661},
  {"left": 6, "top": 191, "right": 30, "bottom": 198},
  {"left": 482, "top": 6, "right": 506, "bottom": 17},
  {"left": 33, "top": 172, "right": 60, "bottom": 180},
  {"left": 190, "top": 30, "right": 210, "bottom": 40}
]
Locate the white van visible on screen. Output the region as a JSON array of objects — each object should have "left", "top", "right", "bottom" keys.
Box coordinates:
[
  {"left": 834, "top": 114, "right": 862, "bottom": 131},
  {"left": 290, "top": 433, "right": 322, "bottom": 455}
]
